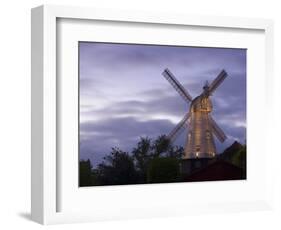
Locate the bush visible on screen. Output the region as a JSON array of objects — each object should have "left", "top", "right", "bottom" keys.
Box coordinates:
[
  {"left": 96, "top": 148, "right": 139, "bottom": 185},
  {"left": 147, "top": 157, "right": 180, "bottom": 183}
]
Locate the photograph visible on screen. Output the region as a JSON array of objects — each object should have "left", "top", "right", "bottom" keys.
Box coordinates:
[{"left": 79, "top": 42, "right": 247, "bottom": 187}]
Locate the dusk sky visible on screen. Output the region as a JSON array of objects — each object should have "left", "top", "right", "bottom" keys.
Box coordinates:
[{"left": 79, "top": 42, "right": 246, "bottom": 167}]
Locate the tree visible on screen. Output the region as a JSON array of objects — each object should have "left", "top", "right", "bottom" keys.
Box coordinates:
[
  {"left": 80, "top": 135, "right": 185, "bottom": 186},
  {"left": 147, "top": 157, "right": 180, "bottom": 183},
  {"left": 132, "top": 137, "right": 152, "bottom": 183},
  {"left": 151, "top": 135, "right": 170, "bottom": 157},
  {"left": 219, "top": 141, "right": 246, "bottom": 170},
  {"left": 166, "top": 145, "right": 184, "bottom": 160},
  {"left": 231, "top": 145, "right": 246, "bottom": 170},
  {"left": 79, "top": 159, "right": 94, "bottom": 186},
  {"left": 96, "top": 148, "right": 139, "bottom": 185},
  {"left": 132, "top": 135, "right": 183, "bottom": 183}
]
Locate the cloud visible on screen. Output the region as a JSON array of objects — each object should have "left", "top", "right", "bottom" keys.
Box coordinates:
[{"left": 80, "top": 117, "right": 175, "bottom": 166}]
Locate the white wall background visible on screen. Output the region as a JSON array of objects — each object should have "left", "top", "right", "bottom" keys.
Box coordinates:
[{"left": 0, "top": 0, "right": 280, "bottom": 229}]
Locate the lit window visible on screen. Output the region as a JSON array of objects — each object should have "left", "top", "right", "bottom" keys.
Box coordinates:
[{"left": 195, "top": 146, "right": 200, "bottom": 158}]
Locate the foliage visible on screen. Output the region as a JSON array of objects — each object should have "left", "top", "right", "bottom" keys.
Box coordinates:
[
  {"left": 79, "top": 159, "right": 94, "bottom": 186},
  {"left": 220, "top": 141, "right": 243, "bottom": 161},
  {"left": 79, "top": 135, "right": 184, "bottom": 186},
  {"left": 231, "top": 145, "right": 246, "bottom": 170},
  {"left": 219, "top": 141, "right": 247, "bottom": 178},
  {"left": 132, "top": 135, "right": 184, "bottom": 183},
  {"left": 131, "top": 137, "right": 152, "bottom": 183},
  {"left": 79, "top": 138, "right": 246, "bottom": 186},
  {"left": 147, "top": 157, "right": 180, "bottom": 183},
  {"left": 166, "top": 145, "right": 184, "bottom": 159},
  {"left": 95, "top": 148, "right": 139, "bottom": 185},
  {"left": 151, "top": 135, "right": 170, "bottom": 157}
]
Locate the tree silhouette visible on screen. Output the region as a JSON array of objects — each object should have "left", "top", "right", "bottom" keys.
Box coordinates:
[
  {"left": 231, "top": 145, "right": 246, "bottom": 171},
  {"left": 151, "top": 135, "right": 170, "bottom": 157},
  {"left": 79, "top": 159, "right": 94, "bottom": 186},
  {"left": 132, "top": 135, "right": 183, "bottom": 183},
  {"left": 132, "top": 137, "right": 152, "bottom": 183},
  {"left": 147, "top": 157, "right": 180, "bottom": 183},
  {"left": 96, "top": 148, "right": 139, "bottom": 185},
  {"left": 166, "top": 145, "right": 184, "bottom": 159},
  {"left": 79, "top": 136, "right": 245, "bottom": 186}
]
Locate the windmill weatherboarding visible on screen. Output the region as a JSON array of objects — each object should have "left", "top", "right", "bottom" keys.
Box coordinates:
[{"left": 162, "top": 68, "right": 228, "bottom": 159}]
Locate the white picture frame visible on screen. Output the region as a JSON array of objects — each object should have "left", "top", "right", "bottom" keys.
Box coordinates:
[{"left": 31, "top": 5, "right": 274, "bottom": 225}]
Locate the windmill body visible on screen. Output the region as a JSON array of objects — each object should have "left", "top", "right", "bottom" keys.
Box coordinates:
[
  {"left": 162, "top": 68, "right": 228, "bottom": 159},
  {"left": 184, "top": 94, "right": 216, "bottom": 159}
]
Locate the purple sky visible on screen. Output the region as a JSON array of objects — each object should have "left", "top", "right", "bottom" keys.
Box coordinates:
[{"left": 79, "top": 42, "right": 246, "bottom": 167}]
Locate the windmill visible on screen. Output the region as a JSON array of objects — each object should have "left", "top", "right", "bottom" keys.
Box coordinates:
[{"left": 162, "top": 68, "right": 228, "bottom": 159}]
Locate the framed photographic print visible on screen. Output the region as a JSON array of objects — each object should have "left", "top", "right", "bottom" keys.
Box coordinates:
[
  {"left": 78, "top": 42, "right": 246, "bottom": 187},
  {"left": 31, "top": 5, "right": 274, "bottom": 225}
]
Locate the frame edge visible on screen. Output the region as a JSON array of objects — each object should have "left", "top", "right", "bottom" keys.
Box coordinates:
[
  {"left": 31, "top": 5, "right": 44, "bottom": 225},
  {"left": 31, "top": 4, "right": 275, "bottom": 224}
]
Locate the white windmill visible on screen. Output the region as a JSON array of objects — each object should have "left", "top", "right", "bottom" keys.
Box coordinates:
[{"left": 162, "top": 68, "right": 228, "bottom": 159}]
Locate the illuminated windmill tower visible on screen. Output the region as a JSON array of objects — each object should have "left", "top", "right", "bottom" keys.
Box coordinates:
[{"left": 162, "top": 68, "right": 228, "bottom": 159}]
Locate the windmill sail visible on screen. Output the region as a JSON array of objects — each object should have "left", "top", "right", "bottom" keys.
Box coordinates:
[
  {"left": 162, "top": 68, "right": 193, "bottom": 103},
  {"left": 209, "top": 70, "right": 228, "bottom": 94},
  {"left": 209, "top": 115, "right": 227, "bottom": 142},
  {"left": 167, "top": 112, "right": 190, "bottom": 142}
]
